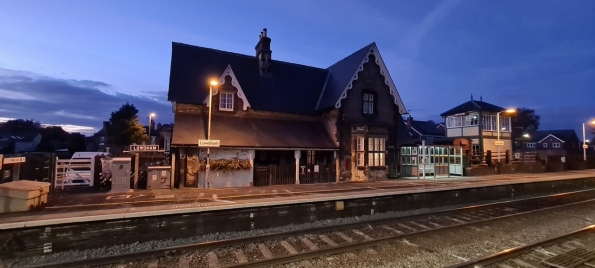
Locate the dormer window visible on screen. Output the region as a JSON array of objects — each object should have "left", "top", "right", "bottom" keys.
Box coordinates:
[
  {"left": 363, "top": 92, "right": 374, "bottom": 115},
  {"left": 220, "top": 92, "right": 234, "bottom": 111}
]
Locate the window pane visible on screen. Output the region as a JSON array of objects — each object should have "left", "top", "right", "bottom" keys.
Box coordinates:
[{"left": 368, "top": 153, "right": 374, "bottom": 166}]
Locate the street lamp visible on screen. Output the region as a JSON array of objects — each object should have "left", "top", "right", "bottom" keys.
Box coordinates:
[
  {"left": 582, "top": 120, "right": 595, "bottom": 161},
  {"left": 205, "top": 80, "right": 218, "bottom": 189},
  {"left": 149, "top": 113, "right": 156, "bottom": 144},
  {"left": 496, "top": 108, "right": 516, "bottom": 164}
]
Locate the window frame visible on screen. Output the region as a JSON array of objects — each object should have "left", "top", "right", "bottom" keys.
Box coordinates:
[
  {"left": 362, "top": 92, "right": 375, "bottom": 115},
  {"left": 527, "top": 143, "right": 536, "bottom": 148},
  {"left": 542, "top": 143, "right": 548, "bottom": 148},
  {"left": 552, "top": 142, "right": 561, "bottom": 148},
  {"left": 356, "top": 137, "right": 365, "bottom": 166},
  {"left": 219, "top": 92, "right": 234, "bottom": 111},
  {"left": 367, "top": 137, "right": 386, "bottom": 166}
]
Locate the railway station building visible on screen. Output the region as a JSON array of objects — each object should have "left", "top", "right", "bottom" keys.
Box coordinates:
[{"left": 167, "top": 29, "right": 412, "bottom": 188}]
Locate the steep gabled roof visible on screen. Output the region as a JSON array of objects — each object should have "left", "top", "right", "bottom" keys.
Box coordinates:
[
  {"left": 317, "top": 43, "right": 374, "bottom": 110},
  {"left": 440, "top": 100, "right": 505, "bottom": 117},
  {"left": 317, "top": 43, "right": 407, "bottom": 114},
  {"left": 529, "top": 129, "right": 578, "bottom": 143},
  {"left": 168, "top": 42, "right": 328, "bottom": 115}
]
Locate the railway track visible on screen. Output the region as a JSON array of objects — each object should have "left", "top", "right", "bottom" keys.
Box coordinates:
[
  {"left": 16, "top": 188, "right": 595, "bottom": 268},
  {"left": 448, "top": 225, "right": 595, "bottom": 268}
]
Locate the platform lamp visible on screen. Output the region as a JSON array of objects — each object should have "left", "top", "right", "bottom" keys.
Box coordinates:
[
  {"left": 149, "top": 113, "right": 156, "bottom": 145},
  {"left": 582, "top": 120, "right": 595, "bottom": 161},
  {"left": 496, "top": 108, "right": 516, "bottom": 164},
  {"left": 205, "top": 80, "right": 218, "bottom": 189}
]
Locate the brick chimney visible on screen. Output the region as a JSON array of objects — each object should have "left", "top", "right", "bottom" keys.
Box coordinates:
[
  {"left": 406, "top": 116, "right": 413, "bottom": 131},
  {"left": 255, "top": 28, "right": 272, "bottom": 75}
]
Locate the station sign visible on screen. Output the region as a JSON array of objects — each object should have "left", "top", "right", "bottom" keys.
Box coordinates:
[
  {"left": 3, "top": 157, "right": 26, "bottom": 164},
  {"left": 584, "top": 145, "right": 589, "bottom": 149},
  {"left": 129, "top": 145, "right": 160, "bottom": 151},
  {"left": 494, "top": 141, "right": 504, "bottom": 146},
  {"left": 198, "top": 139, "right": 220, "bottom": 147}
]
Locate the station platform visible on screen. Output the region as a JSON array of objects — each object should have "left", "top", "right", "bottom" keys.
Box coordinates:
[{"left": 0, "top": 170, "right": 594, "bottom": 229}]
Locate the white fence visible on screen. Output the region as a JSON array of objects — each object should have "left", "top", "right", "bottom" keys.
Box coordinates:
[{"left": 54, "top": 158, "right": 95, "bottom": 189}]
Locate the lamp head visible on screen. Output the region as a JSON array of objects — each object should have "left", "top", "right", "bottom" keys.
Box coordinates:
[
  {"left": 522, "top": 133, "right": 530, "bottom": 138},
  {"left": 590, "top": 120, "right": 595, "bottom": 125},
  {"left": 210, "top": 80, "right": 218, "bottom": 86},
  {"left": 150, "top": 113, "right": 155, "bottom": 117},
  {"left": 505, "top": 108, "right": 516, "bottom": 114}
]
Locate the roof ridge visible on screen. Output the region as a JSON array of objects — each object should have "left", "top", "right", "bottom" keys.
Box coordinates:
[{"left": 172, "top": 41, "right": 326, "bottom": 71}]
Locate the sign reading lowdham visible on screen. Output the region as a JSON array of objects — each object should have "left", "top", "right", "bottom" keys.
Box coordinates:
[
  {"left": 3, "top": 157, "right": 26, "bottom": 164},
  {"left": 198, "top": 139, "right": 221, "bottom": 147},
  {"left": 129, "top": 145, "right": 160, "bottom": 151},
  {"left": 495, "top": 141, "right": 505, "bottom": 146}
]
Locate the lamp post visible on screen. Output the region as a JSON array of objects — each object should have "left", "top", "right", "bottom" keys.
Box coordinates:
[
  {"left": 496, "top": 108, "right": 516, "bottom": 164},
  {"left": 583, "top": 120, "right": 595, "bottom": 161},
  {"left": 148, "top": 113, "right": 155, "bottom": 144},
  {"left": 205, "top": 80, "right": 218, "bottom": 189}
]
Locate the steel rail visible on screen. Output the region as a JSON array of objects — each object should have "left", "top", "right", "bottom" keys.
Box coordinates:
[
  {"left": 222, "top": 197, "right": 595, "bottom": 267},
  {"left": 444, "top": 224, "right": 595, "bottom": 268},
  {"left": 23, "top": 188, "right": 595, "bottom": 268}
]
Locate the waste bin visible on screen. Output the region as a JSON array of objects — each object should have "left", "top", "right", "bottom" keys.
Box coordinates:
[{"left": 147, "top": 166, "right": 171, "bottom": 189}]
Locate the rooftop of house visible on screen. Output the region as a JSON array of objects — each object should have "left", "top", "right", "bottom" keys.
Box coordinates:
[
  {"left": 167, "top": 29, "right": 406, "bottom": 115},
  {"left": 0, "top": 131, "right": 40, "bottom": 142},
  {"left": 410, "top": 120, "right": 444, "bottom": 137},
  {"left": 440, "top": 98, "right": 506, "bottom": 117},
  {"left": 527, "top": 129, "right": 579, "bottom": 143}
]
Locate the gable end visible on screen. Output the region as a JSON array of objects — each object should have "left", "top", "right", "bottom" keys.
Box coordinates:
[{"left": 334, "top": 46, "right": 407, "bottom": 114}]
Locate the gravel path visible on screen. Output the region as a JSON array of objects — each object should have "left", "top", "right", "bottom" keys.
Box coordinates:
[{"left": 281, "top": 200, "right": 595, "bottom": 268}]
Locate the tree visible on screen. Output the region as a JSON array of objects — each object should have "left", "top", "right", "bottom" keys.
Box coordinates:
[
  {"left": 67, "top": 133, "right": 87, "bottom": 154},
  {"left": 36, "top": 126, "right": 70, "bottom": 152},
  {"left": 105, "top": 103, "right": 147, "bottom": 152},
  {"left": 512, "top": 107, "right": 540, "bottom": 132},
  {"left": 0, "top": 119, "right": 41, "bottom": 132}
]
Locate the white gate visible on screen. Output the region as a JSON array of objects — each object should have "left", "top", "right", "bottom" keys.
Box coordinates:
[{"left": 54, "top": 158, "right": 95, "bottom": 189}]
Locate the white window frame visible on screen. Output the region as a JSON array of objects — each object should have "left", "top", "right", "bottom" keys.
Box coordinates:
[
  {"left": 367, "top": 137, "right": 386, "bottom": 166},
  {"left": 219, "top": 92, "right": 234, "bottom": 111},
  {"left": 552, "top": 142, "right": 561, "bottom": 148},
  {"left": 363, "top": 93, "right": 374, "bottom": 114},
  {"left": 527, "top": 143, "right": 535, "bottom": 148},
  {"left": 542, "top": 143, "right": 548, "bottom": 148},
  {"left": 356, "top": 137, "right": 365, "bottom": 166}
]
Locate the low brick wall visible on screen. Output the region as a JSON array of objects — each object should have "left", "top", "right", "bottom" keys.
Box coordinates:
[
  {"left": 569, "top": 162, "right": 587, "bottom": 170},
  {"left": 547, "top": 162, "right": 566, "bottom": 172},
  {"left": 500, "top": 163, "right": 546, "bottom": 174},
  {"left": 464, "top": 166, "right": 495, "bottom": 176}
]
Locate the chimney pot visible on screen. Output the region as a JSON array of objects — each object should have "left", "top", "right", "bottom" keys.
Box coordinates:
[{"left": 263, "top": 28, "right": 267, "bottom": 37}]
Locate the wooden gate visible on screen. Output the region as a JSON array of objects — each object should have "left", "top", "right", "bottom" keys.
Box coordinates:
[
  {"left": 299, "top": 164, "right": 336, "bottom": 184},
  {"left": 253, "top": 164, "right": 295, "bottom": 186}
]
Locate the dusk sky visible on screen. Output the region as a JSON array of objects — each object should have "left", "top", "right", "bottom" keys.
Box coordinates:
[{"left": 0, "top": 0, "right": 594, "bottom": 138}]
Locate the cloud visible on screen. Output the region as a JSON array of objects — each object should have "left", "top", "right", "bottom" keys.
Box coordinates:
[
  {"left": 402, "top": 0, "right": 461, "bottom": 57},
  {"left": 0, "top": 68, "right": 172, "bottom": 135}
]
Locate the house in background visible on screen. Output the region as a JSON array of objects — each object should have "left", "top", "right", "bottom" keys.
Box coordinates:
[
  {"left": 168, "top": 28, "right": 410, "bottom": 188},
  {"left": 524, "top": 129, "right": 581, "bottom": 158},
  {"left": 440, "top": 97, "right": 514, "bottom": 163},
  {"left": 404, "top": 116, "right": 445, "bottom": 143},
  {"left": 0, "top": 131, "right": 42, "bottom": 153}
]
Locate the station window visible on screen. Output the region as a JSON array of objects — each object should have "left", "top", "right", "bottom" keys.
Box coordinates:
[
  {"left": 368, "top": 137, "right": 386, "bottom": 166},
  {"left": 527, "top": 143, "right": 535, "bottom": 148},
  {"left": 542, "top": 143, "right": 548, "bottom": 148},
  {"left": 219, "top": 92, "right": 234, "bottom": 111},
  {"left": 362, "top": 93, "right": 374, "bottom": 115},
  {"left": 356, "top": 137, "right": 365, "bottom": 166},
  {"left": 552, "top": 143, "right": 561, "bottom": 148}
]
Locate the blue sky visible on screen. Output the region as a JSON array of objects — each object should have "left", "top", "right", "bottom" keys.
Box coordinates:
[{"left": 0, "top": 0, "right": 594, "bottom": 138}]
